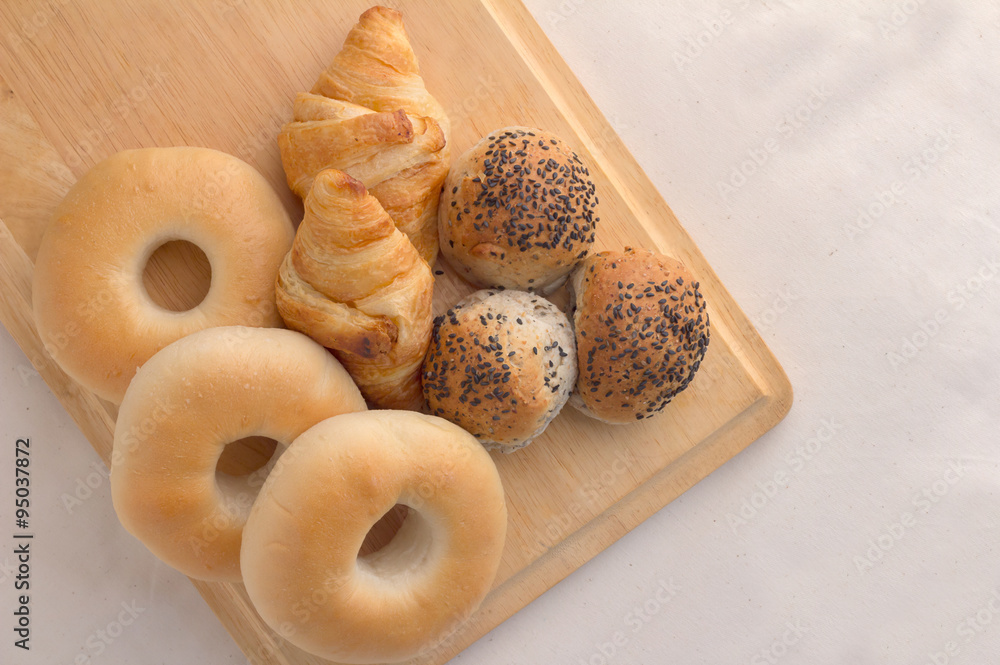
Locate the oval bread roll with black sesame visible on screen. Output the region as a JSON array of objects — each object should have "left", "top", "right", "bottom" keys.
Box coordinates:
[
  {"left": 438, "top": 126, "right": 599, "bottom": 293},
  {"left": 422, "top": 289, "right": 576, "bottom": 452},
  {"left": 569, "top": 248, "right": 710, "bottom": 423}
]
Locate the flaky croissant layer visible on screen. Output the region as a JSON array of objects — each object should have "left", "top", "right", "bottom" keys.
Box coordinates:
[
  {"left": 275, "top": 169, "right": 434, "bottom": 411},
  {"left": 278, "top": 5, "right": 450, "bottom": 265}
]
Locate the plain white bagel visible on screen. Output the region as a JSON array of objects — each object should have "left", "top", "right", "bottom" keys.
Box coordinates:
[
  {"left": 110, "top": 326, "right": 367, "bottom": 582},
  {"left": 32, "top": 147, "right": 294, "bottom": 403},
  {"left": 241, "top": 410, "right": 508, "bottom": 664}
]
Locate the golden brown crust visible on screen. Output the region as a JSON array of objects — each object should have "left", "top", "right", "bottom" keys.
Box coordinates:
[
  {"left": 422, "top": 290, "right": 576, "bottom": 451},
  {"left": 279, "top": 107, "right": 418, "bottom": 197},
  {"left": 279, "top": 6, "right": 450, "bottom": 265},
  {"left": 570, "top": 248, "right": 710, "bottom": 423},
  {"left": 311, "top": 7, "right": 449, "bottom": 132},
  {"left": 241, "top": 410, "right": 507, "bottom": 663},
  {"left": 275, "top": 169, "right": 434, "bottom": 410},
  {"left": 110, "top": 327, "right": 366, "bottom": 582},
  {"left": 438, "top": 126, "right": 599, "bottom": 293},
  {"left": 31, "top": 147, "right": 294, "bottom": 403}
]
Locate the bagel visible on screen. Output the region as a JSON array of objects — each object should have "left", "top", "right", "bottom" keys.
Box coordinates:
[
  {"left": 110, "top": 326, "right": 366, "bottom": 582},
  {"left": 32, "top": 147, "right": 294, "bottom": 403},
  {"left": 241, "top": 410, "right": 508, "bottom": 664}
]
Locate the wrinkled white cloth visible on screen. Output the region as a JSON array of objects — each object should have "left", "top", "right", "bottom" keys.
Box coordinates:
[{"left": 508, "top": 2, "right": 1000, "bottom": 664}]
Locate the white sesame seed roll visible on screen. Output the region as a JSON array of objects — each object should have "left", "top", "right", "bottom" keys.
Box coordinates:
[{"left": 422, "top": 289, "right": 577, "bottom": 452}]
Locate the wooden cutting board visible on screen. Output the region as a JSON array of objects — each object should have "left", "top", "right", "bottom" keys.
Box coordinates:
[{"left": 0, "top": 1, "right": 793, "bottom": 663}]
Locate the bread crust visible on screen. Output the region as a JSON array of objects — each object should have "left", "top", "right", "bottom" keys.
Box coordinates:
[
  {"left": 438, "top": 126, "right": 599, "bottom": 293},
  {"left": 423, "top": 289, "right": 576, "bottom": 451},
  {"left": 109, "top": 326, "right": 366, "bottom": 582},
  {"left": 279, "top": 6, "right": 450, "bottom": 264},
  {"left": 32, "top": 147, "right": 294, "bottom": 403},
  {"left": 241, "top": 410, "right": 507, "bottom": 663},
  {"left": 570, "top": 248, "right": 710, "bottom": 423},
  {"left": 275, "top": 169, "right": 434, "bottom": 410}
]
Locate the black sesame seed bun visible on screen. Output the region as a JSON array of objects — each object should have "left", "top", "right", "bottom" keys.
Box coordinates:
[
  {"left": 568, "top": 248, "right": 710, "bottom": 424},
  {"left": 422, "top": 289, "right": 577, "bottom": 452},
  {"left": 437, "top": 126, "right": 599, "bottom": 294}
]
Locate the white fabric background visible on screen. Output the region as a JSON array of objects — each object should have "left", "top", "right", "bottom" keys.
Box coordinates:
[{"left": 2, "top": 1, "right": 999, "bottom": 663}]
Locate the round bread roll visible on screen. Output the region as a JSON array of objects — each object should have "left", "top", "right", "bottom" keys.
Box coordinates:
[
  {"left": 422, "top": 289, "right": 576, "bottom": 451},
  {"left": 438, "top": 126, "right": 599, "bottom": 293},
  {"left": 32, "top": 147, "right": 294, "bottom": 403},
  {"left": 241, "top": 410, "right": 507, "bottom": 664},
  {"left": 569, "top": 248, "right": 710, "bottom": 423},
  {"left": 110, "top": 326, "right": 366, "bottom": 582}
]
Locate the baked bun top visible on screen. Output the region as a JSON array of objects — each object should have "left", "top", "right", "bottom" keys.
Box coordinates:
[
  {"left": 569, "top": 248, "right": 710, "bottom": 424},
  {"left": 422, "top": 289, "right": 577, "bottom": 452},
  {"left": 438, "top": 126, "right": 599, "bottom": 293}
]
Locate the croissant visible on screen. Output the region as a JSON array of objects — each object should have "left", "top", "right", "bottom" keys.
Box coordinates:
[
  {"left": 279, "top": 6, "right": 450, "bottom": 265},
  {"left": 275, "top": 169, "right": 434, "bottom": 411}
]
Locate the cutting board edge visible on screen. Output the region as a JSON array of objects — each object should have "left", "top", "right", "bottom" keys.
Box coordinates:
[{"left": 461, "top": 383, "right": 792, "bottom": 648}]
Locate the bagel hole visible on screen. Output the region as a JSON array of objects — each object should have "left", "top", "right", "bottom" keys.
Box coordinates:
[
  {"left": 142, "top": 240, "right": 212, "bottom": 312},
  {"left": 359, "top": 504, "right": 409, "bottom": 558},
  {"left": 357, "top": 507, "right": 436, "bottom": 582},
  {"left": 216, "top": 436, "right": 279, "bottom": 477}
]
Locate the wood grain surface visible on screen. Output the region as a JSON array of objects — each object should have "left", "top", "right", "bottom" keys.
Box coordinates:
[{"left": 0, "top": 1, "right": 792, "bottom": 663}]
